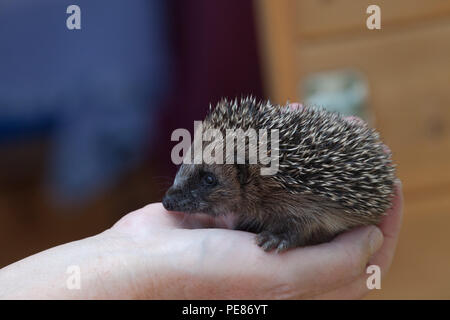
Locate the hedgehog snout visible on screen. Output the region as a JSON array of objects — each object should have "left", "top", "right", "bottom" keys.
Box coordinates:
[
  {"left": 162, "top": 194, "right": 176, "bottom": 211},
  {"left": 162, "top": 187, "right": 198, "bottom": 213}
]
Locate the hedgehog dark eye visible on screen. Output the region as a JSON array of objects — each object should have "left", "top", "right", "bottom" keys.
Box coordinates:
[{"left": 202, "top": 173, "right": 217, "bottom": 186}]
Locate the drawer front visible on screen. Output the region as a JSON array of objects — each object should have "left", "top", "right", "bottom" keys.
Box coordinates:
[
  {"left": 296, "top": 19, "right": 450, "bottom": 192},
  {"left": 295, "top": 0, "right": 450, "bottom": 38}
]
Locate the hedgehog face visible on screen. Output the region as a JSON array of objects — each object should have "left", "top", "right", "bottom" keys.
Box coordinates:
[{"left": 162, "top": 163, "right": 244, "bottom": 216}]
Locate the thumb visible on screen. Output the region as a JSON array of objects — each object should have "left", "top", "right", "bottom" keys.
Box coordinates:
[
  {"left": 280, "top": 225, "right": 384, "bottom": 297},
  {"left": 329, "top": 225, "right": 385, "bottom": 278}
]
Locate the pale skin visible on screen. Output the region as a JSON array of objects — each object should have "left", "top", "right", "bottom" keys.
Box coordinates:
[{"left": 0, "top": 180, "right": 403, "bottom": 299}]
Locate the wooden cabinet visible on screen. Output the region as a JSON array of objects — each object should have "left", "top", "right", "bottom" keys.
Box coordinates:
[
  {"left": 296, "top": 0, "right": 450, "bottom": 37},
  {"left": 297, "top": 20, "right": 450, "bottom": 194},
  {"left": 255, "top": 0, "right": 450, "bottom": 299},
  {"left": 256, "top": 0, "right": 450, "bottom": 195}
]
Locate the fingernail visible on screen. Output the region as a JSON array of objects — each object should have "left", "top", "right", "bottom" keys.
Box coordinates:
[
  {"left": 287, "top": 103, "right": 304, "bottom": 111},
  {"left": 345, "top": 116, "right": 365, "bottom": 125},
  {"left": 395, "top": 178, "right": 402, "bottom": 189},
  {"left": 368, "top": 227, "right": 384, "bottom": 255}
]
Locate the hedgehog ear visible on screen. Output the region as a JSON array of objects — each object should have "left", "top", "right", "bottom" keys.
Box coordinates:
[{"left": 236, "top": 164, "right": 249, "bottom": 185}]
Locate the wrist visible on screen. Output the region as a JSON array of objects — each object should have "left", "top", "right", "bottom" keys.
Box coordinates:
[{"left": 0, "top": 230, "right": 144, "bottom": 299}]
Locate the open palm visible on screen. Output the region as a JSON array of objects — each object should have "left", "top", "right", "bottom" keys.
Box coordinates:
[{"left": 109, "top": 180, "right": 403, "bottom": 299}]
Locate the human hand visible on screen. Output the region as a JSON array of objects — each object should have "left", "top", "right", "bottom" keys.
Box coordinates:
[
  {"left": 0, "top": 178, "right": 402, "bottom": 301},
  {"left": 99, "top": 179, "right": 402, "bottom": 299}
]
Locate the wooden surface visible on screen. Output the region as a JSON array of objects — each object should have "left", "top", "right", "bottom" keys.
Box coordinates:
[
  {"left": 255, "top": 0, "right": 450, "bottom": 299},
  {"left": 296, "top": 18, "right": 450, "bottom": 196},
  {"left": 254, "top": 0, "right": 298, "bottom": 104},
  {"left": 296, "top": 0, "right": 450, "bottom": 38}
]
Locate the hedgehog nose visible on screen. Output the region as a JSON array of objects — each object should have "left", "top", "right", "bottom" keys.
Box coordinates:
[{"left": 162, "top": 195, "right": 176, "bottom": 211}]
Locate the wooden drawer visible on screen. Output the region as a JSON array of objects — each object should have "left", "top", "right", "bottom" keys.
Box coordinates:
[
  {"left": 296, "top": 19, "right": 450, "bottom": 193},
  {"left": 295, "top": 0, "right": 450, "bottom": 38}
]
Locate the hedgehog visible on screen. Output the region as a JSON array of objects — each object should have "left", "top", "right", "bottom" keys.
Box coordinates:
[{"left": 162, "top": 97, "right": 396, "bottom": 252}]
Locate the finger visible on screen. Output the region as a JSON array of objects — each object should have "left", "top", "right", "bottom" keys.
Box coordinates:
[
  {"left": 119, "top": 202, "right": 230, "bottom": 229},
  {"left": 170, "top": 212, "right": 221, "bottom": 229},
  {"left": 312, "top": 180, "right": 404, "bottom": 299},
  {"left": 310, "top": 272, "right": 370, "bottom": 300},
  {"left": 344, "top": 115, "right": 366, "bottom": 125},
  {"left": 382, "top": 144, "right": 392, "bottom": 155},
  {"left": 112, "top": 203, "right": 177, "bottom": 231},
  {"left": 251, "top": 224, "right": 384, "bottom": 299},
  {"left": 287, "top": 103, "right": 304, "bottom": 111},
  {"left": 367, "top": 179, "right": 404, "bottom": 274},
  {"left": 164, "top": 210, "right": 239, "bottom": 229}
]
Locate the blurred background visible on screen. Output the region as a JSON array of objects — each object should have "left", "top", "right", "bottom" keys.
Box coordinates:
[{"left": 0, "top": 0, "right": 449, "bottom": 299}]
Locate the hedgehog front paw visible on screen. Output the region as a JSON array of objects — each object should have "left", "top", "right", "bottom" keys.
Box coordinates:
[{"left": 255, "top": 231, "right": 291, "bottom": 253}]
